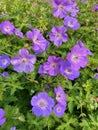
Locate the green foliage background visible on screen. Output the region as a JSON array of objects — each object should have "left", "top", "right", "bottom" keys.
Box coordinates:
[{"left": 0, "top": 0, "right": 98, "bottom": 130}]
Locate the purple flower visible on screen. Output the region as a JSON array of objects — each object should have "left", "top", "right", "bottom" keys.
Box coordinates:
[
  {"left": 0, "top": 108, "right": 6, "bottom": 126},
  {"left": 52, "top": 0, "right": 70, "bottom": 18},
  {"left": 65, "top": 2, "right": 79, "bottom": 17},
  {"left": 60, "top": 60, "right": 80, "bottom": 80},
  {"left": 0, "top": 21, "right": 14, "bottom": 35},
  {"left": 49, "top": 26, "right": 68, "bottom": 46},
  {"left": 26, "top": 28, "right": 49, "bottom": 54},
  {"left": 53, "top": 104, "right": 66, "bottom": 117},
  {"left": 93, "top": 73, "right": 98, "bottom": 79},
  {"left": 10, "top": 127, "right": 16, "bottom": 130},
  {"left": 31, "top": 92, "right": 54, "bottom": 116},
  {"left": 1, "top": 72, "right": 9, "bottom": 77},
  {"left": 14, "top": 28, "right": 24, "bottom": 38},
  {"left": 43, "top": 56, "right": 62, "bottom": 76},
  {"left": 38, "top": 64, "right": 48, "bottom": 76},
  {"left": 93, "top": 4, "right": 98, "bottom": 11},
  {"left": 11, "top": 48, "right": 36, "bottom": 73},
  {"left": 64, "top": 16, "right": 80, "bottom": 30},
  {"left": 67, "top": 45, "right": 88, "bottom": 70},
  {"left": 0, "top": 55, "right": 10, "bottom": 69},
  {"left": 54, "top": 86, "right": 66, "bottom": 106},
  {"left": 77, "top": 40, "right": 93, "bottom": 56}
]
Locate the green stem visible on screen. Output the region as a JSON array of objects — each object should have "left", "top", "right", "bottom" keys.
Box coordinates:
[{"left": 0, "top": 50, "right": 12, "bottom": 57}]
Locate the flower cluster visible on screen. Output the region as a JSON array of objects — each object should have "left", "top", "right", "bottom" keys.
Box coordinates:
[
  {"left": 52, "top": 0, "right": 79, "bottom": 18},
  {"left": 61, "top": 40, "right": 93, "bottom": 80},
  {"left": 0, "top": 49, "right": 36, "bottom": 74},
  {"left": 39, "top": 40, "right": 93, "bottom": 80},
  {"left": 0, "top": 1, "right": 81, "bottom": 76},
  {"left": 49, "top": 0, "right": 80, "bottom": 47},
  {"left": 0, "top": 0, "right": 95, "bottom": 124},
  {"left": 52, "top": 0, "right": 80, "bottom": 29},
  {"left": 31, "top": 86, "right": 67, "bottom": 117},
  {"left": 0, "top": 108, "right": 6, "bottom": 126},
  {"left": 0, "top": 21, "right": 24, "bottom": 38},
  {"left": 64, "top": 40, "right": 93, "bottom": 80},
  {"left": 54, "top": 86, "right": 67, "bottom": 116}
]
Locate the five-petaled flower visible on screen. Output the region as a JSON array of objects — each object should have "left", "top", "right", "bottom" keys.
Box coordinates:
[
  {"left": 26, "top": 28, "right": 49, "bottom": 54},
  {"left": 60, "top": 60, "right": 80, "bottom": 80},
  {"left": 0, "top": 21, "right": 14, "bottom": 35},
  {"left": 66, "top": 45, "right": 89, "bottom": 70},
  {"left": 64, "top": 16, "right": 80, "bottom": 30},
  {"left": 65, "top": 1, "right": 79, "bottom": 17},
  {"left": 49, "top": 25, "right": 68, "bottom": 46},
  {"left": 43, "top": 56, "right": 62, "bottom": 76},
  {"left": 0, "top": 55, "right": 10, "bottom": 69},
  {"left": 31, "top": 92, "right": 54, "bottom": 116},
  {"left": 53, "top": 103, "right": 66, "bottom": 117},
  {"left": 11, "top": 48, "right": 36, "bottom": 73},
  {"left": 52, "top": 0, "right": 70, "bottom": 18}
]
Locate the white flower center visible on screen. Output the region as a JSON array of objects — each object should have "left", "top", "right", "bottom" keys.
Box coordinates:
[
  {"left": 56, "top": 33, "right": 62, "bottom": 39},
  {"left": 72, "top": 54, "right": 79, "bottom": 62},
  {"left": 56, "top": 93, "right": 61, "bottom": 101},
  {"left": 65, "top": 68, "right": 72, "bottom": 74},
  {"left": 21, "top": 57, "right": 27, "bottom": 63},
  {"left": 56, "top": 107, "right": 61, "bottom": 112},
  {"left": 5, "top": 26, "right": 10, "bottom": 32},
  {"left": 2, "top": 59, "right": 7, "bottom": 65},
  {"left": 51, "top": 62, "right": 57, "bottom": 68},
  {"left": 38, "top": 99, "right": 47, "bottom": 109},
  {"left": 16, "top": 31, "right": 19, "bottom": 35},
  {"left": 58, "top": 4, "right": 64, "bottom": 11},
  {"left": 33, "top": 38, "right": 39, "bottom": 44},
  {"left": 68, "top": 21, "right": 74, "bottom": 27}
]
